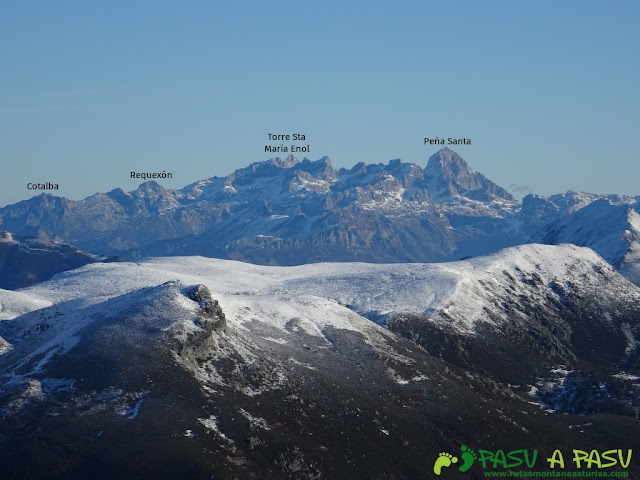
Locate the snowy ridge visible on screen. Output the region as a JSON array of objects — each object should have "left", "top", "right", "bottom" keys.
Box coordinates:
[
  {"left": 534, "top": 201, "right": 640, "bottom": 266},
  {"left": 531, "top": 200, "right": 640, "bottom": 285},
  {"left": 10, "top": 243, "right": 635, "bottom": 340},
  {"left": 0, "top": 289, "right": 52, "bottom": 321},
  {"left": 547, "top": 191, "right": 636, "bottom": 215},
  {"left": 0, "top": 281, "right": 191, "bottom": 380}
]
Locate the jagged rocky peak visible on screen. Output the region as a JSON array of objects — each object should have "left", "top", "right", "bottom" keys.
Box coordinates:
[
  {"left": 269, "top": 154, "right": 300, "bottom": 168},
  {"left": 286, "top": 157, "right": 338, "bottom": 194},
  {"left": 237, "top": 155, "right": 336, "bottom": 183},
  {"left": 425, "top": 147, "right": 515, "bottom": 201},
  {"left": 426, "top": 147, "right": 467, "bottom": 176},
  {"left": 306, "top": 155, "right": 332, "bottom": 166},
  {"left": 121, "top": 181, "right": 179, "bottom": 217},
  {"left": 184, "top": 284, "right": 226, "bottom": 332},
  {"left": 134, "top": 180, "right": 167, "bottom": 196},
  {"left": 349, "top": 162, "right": 368, "bottom": 174},
  {"left": 238, "top": 155, "right": 302, "bottom": 181},
  {"left": 106, "top": 187, "right": 132, "bottom": 202},
  {"left": 300, "top": 155, "right": 337, "bottom": 181}
]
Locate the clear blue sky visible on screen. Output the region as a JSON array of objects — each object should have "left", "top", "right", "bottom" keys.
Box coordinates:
[{"left": 1, "top": 1, "right": 638, "bottom": 206}]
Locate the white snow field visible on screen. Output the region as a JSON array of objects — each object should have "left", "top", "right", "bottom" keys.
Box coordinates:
[{"left": 1, "top": 243, "right": 633, "bottom": 348}]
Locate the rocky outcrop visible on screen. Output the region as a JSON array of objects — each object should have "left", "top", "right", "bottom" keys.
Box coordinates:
[{"left": 185, "top": 284, "right": 226, "bottom": 333}]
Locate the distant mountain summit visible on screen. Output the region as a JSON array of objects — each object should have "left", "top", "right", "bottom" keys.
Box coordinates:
[{"left": 425, "top": 147, "right": 514, "bottom": 201}]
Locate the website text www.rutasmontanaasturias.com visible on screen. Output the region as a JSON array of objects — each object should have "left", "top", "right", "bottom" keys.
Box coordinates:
[{"left": 483, "top": 471, "right": 629, "bottom": 477}]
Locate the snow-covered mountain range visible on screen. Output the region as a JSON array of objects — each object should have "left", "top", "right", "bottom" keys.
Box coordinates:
[
  {"left": 1, "top": 148, "right": 638, "bottom": 287},
  {"left": 2, "top": 245, "right": 640, "bottom": 477}
]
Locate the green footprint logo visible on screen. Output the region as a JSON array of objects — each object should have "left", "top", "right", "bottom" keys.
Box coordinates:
[
  {"left": 458, "top": 445, "right": 477, "bottom": 473},
  {"left": 433, "top": 452, "right": 458, "bottom": 475}
]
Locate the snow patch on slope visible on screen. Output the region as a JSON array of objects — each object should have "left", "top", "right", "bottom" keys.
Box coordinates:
[{"left": 0, "top": 289, "right": 52, "bottom": 320}]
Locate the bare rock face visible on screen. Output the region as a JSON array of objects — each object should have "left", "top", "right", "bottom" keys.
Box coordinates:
[
  {"left": 185, "top": 284, "right": 211, "bottom": 303},
  {"left": 425, "top": 147, "right": 515, "bottom": 201},
  {"left": 185, "top": 284, "right": 226, "bottom": 332}
]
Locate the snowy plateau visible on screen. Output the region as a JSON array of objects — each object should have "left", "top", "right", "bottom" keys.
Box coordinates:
[{"left": 1, "top": 148, "right": 640, "bottom": 478}]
